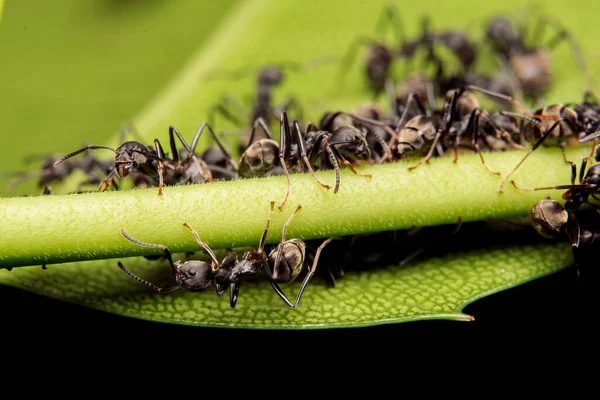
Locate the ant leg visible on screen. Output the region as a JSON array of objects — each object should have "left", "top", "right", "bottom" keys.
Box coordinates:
[
  {"left": 333, "top": 36, "right": 379, "bottom": 94},
  {"left": 464, "top": 85, "right": 534, "bottom": 116},
  {"left": 191, "top": 122, "right": 238, "bottom": 171},
  {"left": 408, "top": 88, "right": 462, "bottom": 172},
  {"left": 117, "top": 262, "right": 181, "bottom": 294},
  {"left": 207, "top": 99, "right": 245, "bottom": 129},
  {"left": 153, "top": 139, "right": 166, "bottom": 195},
  {"left": 559, "top": 145, "right": 578, "bottom": 185},
  {"left": 541, "top": 14, "right": 598, "bottom": 95},
  {"left": 286, "top": 114, "right": 331, "bottom": 191},
  {"left": 394, "top": 92, "right": 427, "bottom": 131},
  {"left": 257, "top": 202, "right": 276, "bottom": 255},
  {"left": 330, "top": 145, "right": 372, "bottom": 180},
  {"left": 322, "top": 137, "right": 342, "bottom": 193},
  {"left": 182, "top": 223, "right": 222, "bottom": 269},
  {"left": 278, "top": 237, "right": 337, "bottom": 309},
  {"left": 510, "top": 180, "right": 595, "bottom": 193},
  {"left": 341, "top": 111, "right": 398, "bottom": 144},
  {"left": 120, "top": 228, "right": 177, "bottom": 275},
  {"left": 274, "top": 96, "right": 304, "bottom": 124},
  {"left": 375, "top": 3, "right": 406, "bottom": 42},
  {"left": 499, "top": 119, "right": 565, "bottom": 193},
  {"left": 465, "top": 109, "right": 501, "bottom": 176},
  {"left": 98, "top": 168, "right": 117, "bottom": 192},
  {"left": 249, "top": 117, "right": 274, "bottom": 142},
  {"left": 169, "top": 126, "right": 215, "bottom": 182},
  {"left": 267, "top": 204, "right": 302, "bottom": 282}
]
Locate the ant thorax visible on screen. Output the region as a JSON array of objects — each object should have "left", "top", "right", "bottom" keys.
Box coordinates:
[
  {"left": 329, "top": 126, "right": 371, "bottom": 162},
  {"left": 575, "top": 102, "right": 600, "bottom": 135}
]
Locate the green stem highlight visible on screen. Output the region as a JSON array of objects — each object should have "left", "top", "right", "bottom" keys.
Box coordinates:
[{"left": 0, "top": 145, "right": 590, "bottom": 269}]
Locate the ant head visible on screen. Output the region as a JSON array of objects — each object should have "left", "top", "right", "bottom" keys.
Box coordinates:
[
  {"left": 268, "top": 239, "right": 306, "bottom": 283},
  {"left": 237, "top": 139, "right": 279, "bottom": 178},
  {"left": 175, "top": 261, "right": 215, "bottom": 292},
  {"left": 114, "top": 141, "right": 152, "bottom": 177},
  {"left": 529, "top": 199, "right": 568, "bottom": 238},
  {"left": 258, "top": 67, "right": 284, "bottom": 87},
  {"left": 575, "top": 102, "right": 600, "bottom": 135},
  {"left": 330, "top": 125, "right": 371, "bottom": 161},
  {"left": 486, "top": 16, "right": 519, "bottom": 55}
]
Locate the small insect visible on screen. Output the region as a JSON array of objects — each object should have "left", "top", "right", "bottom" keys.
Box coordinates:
[{"left": 118, "top": 202, "right": 333, "bottom": 308}]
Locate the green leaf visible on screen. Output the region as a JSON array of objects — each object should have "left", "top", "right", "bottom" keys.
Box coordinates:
[
  {"left": 0, "top": 241, "right": 572, "bottom": 328},
  {"left": 0, "top": 0, "right": 596, "bottom": 327}
]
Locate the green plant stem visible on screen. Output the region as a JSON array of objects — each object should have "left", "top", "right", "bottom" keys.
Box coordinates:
[{"left": 0, "top": 145, "right": 591, "bottom": 269}]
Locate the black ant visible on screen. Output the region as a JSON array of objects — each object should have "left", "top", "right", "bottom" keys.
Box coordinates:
[
  {"left": 318, "top": 107, "right": 395, "bottom": 162},
  {"left": 391, "top": 86, "right": 514, "bottom": 176},
  {"left": 469, "top": 89, "right": 600, "bottom": 192},
  {"left": 485, "top": 12, "right": 592, "bottom": 101},
  {"left": 2, "top": 151, "right": 113, "bottom": 193},
  {"left": 338, "top": 5, "right": 477, "bottom": 95},
  {"left": 53, "top": 125, "right": 218, "bottom": 194},
  {"left": 208, "top": 57, "right": 334, "bottom": 134},
  {"left": 118, "top": 202, "right": 334, "bottom": 309},
  {"left": 511, "top": 153, "right": 600, "bottom": 218},
  {"left": 165, "top": 124, "right": 238, "bottom": 185},
  {"left": 234, "top": 110, "right": 381, "bottom": 209},
  {"left": 54, "top": 140, "right": 170, "bottom": 195}
]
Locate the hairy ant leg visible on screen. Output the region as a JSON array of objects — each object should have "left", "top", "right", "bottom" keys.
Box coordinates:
[{"left": 455, "top": 108, "right": 501, "bottom": 176}]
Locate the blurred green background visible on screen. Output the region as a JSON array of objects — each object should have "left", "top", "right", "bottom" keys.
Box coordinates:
[{"left": 0, "top": 0, "right": 240, "bottom": 196}]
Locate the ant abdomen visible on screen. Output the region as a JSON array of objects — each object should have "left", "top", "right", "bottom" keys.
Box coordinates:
[
  {"left": 268, "top": 239, "right": 306, "bottom": 283},
  {"left": 238, "top": 138, "right": 280, "bottom": 178}
]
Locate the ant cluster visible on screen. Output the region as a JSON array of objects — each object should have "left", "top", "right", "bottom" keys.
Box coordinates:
[{"left": 5, "top": 6, "right": 600, "bottom": 306}]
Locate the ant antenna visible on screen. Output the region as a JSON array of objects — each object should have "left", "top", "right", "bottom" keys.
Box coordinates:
[{"left": 53, "top": 146, "right": 116, "bottom": 167}]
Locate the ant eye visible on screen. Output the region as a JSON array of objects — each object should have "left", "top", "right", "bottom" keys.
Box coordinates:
[{"left": 188, "top": 268, "right": 196, "bottom": 276}]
